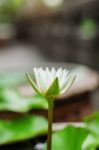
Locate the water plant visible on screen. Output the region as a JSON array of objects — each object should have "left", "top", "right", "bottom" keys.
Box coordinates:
[{"left": 26, "top": 67, "right": 75, "bottom": 150}]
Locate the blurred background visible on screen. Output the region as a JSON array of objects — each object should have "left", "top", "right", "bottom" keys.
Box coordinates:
[
  {"left": 0, "top": 0, "right": 99, "bottom": 122},
  {"left": 0, "top": 0, "right": 99, "bottom": 149},
  {"left": 0, "top": 0, "right": 99, "bottom": 69}
]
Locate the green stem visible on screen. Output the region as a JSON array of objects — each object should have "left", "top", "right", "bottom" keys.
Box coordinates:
[{"left": 47, "top": 100, "right": 53, "bottom": 150}]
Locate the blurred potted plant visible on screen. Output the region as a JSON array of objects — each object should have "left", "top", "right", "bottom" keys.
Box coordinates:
[{"left": 0, "top": 0, "right": 24, "bottom": 46}]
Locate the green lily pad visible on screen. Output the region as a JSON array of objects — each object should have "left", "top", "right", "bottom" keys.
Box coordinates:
[
  {"left": 0, "top": 115, "right": 48, "bottom": 145},
  {"left": 0, "top": 89, "right": 48, "bottom": 112},
  {"left": 83, "top": 112, "right": 99, "bottom": 150},
  {"left": 82, "top": 134, "right": 98, "bottom": 150},
  {"left": 84, "top": 112, "right": 99, "bottom": 136},
  {"left": 44, "top": 125, "right": 88, "bottom": 150}
]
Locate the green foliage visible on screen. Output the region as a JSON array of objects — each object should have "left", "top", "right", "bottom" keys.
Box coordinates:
[
  {"left": 44, "top": 125, "right": 88, "bottom": 150},
  {"left": 0, "top": 72, "right": 49, "bottom": 146},
  {"left": 83, "top": 112, "right": 99, "bottom": 150},
  {"left": 80, "top": 19, "right": 97, "bottom": 39},
  {"left": 0, "top": 72, "right": 48, "bottom": 112},
  {"left": 0, "top": 0, "right": 24, "bottom": 22},
  {"left": 44, "top": 112, "right": 99, "bottom": 150},
  {"left": 0, "top": 89, "right": 48, "bottom": 112},
  {"left": 0, "top": 0, "right": 24, "bottom": 14},
  {"left": 0, "top": 115, "right": 48, "bottom": 145},
  {"left": 1, "top": 72, "right": 99, "bottom": 150},
  {"left": 84, "top": 112, "right": 99, "bottom": 136}
]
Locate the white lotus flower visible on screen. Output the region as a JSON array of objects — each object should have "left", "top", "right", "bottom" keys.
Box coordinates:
[{"left": 26, "top": 68, "right": 75, "bottom": 99}]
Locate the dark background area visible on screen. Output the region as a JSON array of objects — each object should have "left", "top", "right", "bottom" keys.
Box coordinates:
[
  {"left": 0, "top": 0, "right": 99, "bottom": 70},
  {"left": 16, "top": 0, "right": 99, "bottom": 70}
]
